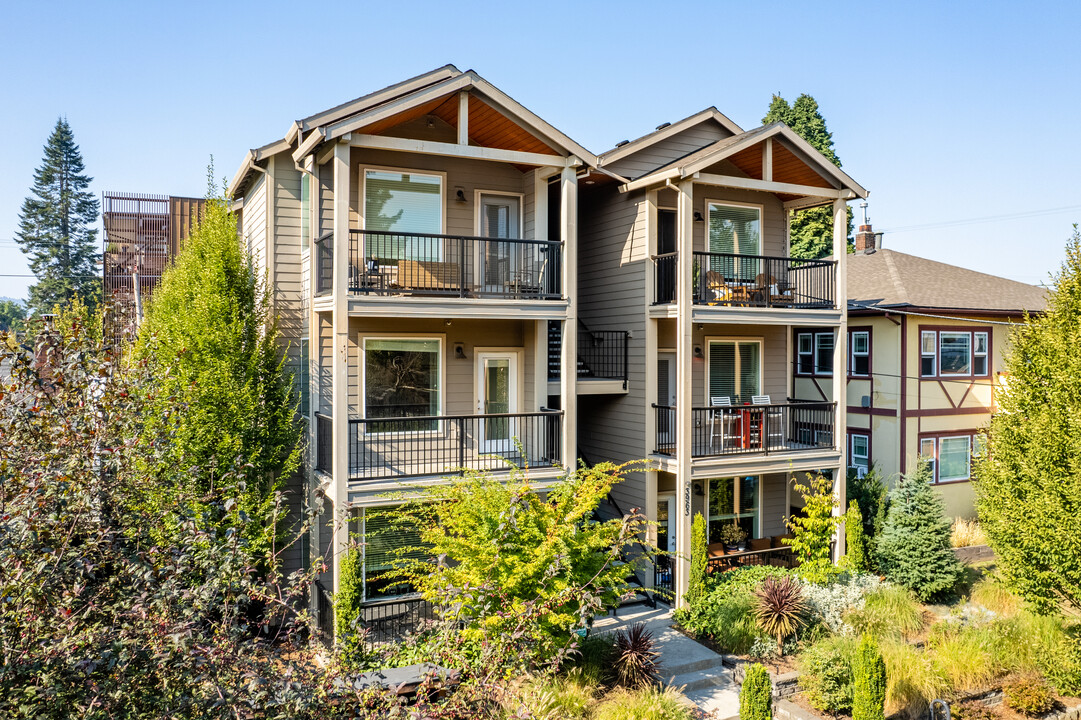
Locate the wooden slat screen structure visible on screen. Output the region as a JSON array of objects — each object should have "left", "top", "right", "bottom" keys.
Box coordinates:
[{"left": 102, "top": 192, "right": 205, "bottom": 347}]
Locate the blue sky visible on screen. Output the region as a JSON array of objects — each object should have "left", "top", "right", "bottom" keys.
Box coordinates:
[{"left": 2, "top": 0, "right": 1079, "bottom": 300}]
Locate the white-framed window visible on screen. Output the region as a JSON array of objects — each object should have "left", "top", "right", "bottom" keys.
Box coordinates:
[
  {"left": 939, "top": 332, "right": 972, "bottom": 375},
  {"left": 300, "top": 171, "right": 313, "bottom": 252},
  {"left": 920, "top": 328, "right": 991, "bottom": 378},
  {"left": 707, "top": 476, "right": 760, "bottom": 543},
  {"left": 706, "top": 201, "right": 762, "bottom": 283},
  {"left": 797, "top": 333, "right": 813, "bottom": 375},
  {"left": 363, "top": 169, "right": 444, "bottom": 260},
  {"left": 850, "top": 330, "right": 870, "bottom": 377},
  {"left": 921, "top": 331, "right": 937, "bottom": 377},
  {"left": 707, "top": 339, "right": 762, "bottom": 403},
  {"left": 974, "top": 332, "right": 989, "bottom": 376},
  {"left": 362, "top": 337, "right": 443, "bottom": 431},
  {"left": 850, "top": 433, "right": 870, "bottom": 471},
  {"left": 919, "top": 434, "right": 975, "bottom": 483},
  {"left": 361, "top": 507, "right": 428, "bottom": 601},
  {"left": 795, "top": 330, "right": 834, "bottom": 377}
]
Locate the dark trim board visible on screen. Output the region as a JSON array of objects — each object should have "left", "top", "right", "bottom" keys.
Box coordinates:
[{"left": 847, "top": 406, "right": 896, "bottom": 417}]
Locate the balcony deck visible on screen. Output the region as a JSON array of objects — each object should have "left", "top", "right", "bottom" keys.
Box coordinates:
[
  {"left": 652, "top": 402, "right": 836, "bottom": 459},
  {"left": 315, "top": 411, "right": 564, "bottom": 484}
]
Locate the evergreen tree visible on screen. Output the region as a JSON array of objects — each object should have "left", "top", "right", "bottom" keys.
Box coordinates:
[
  {"left": 0, "top": 300, "right": 26, "bottom": 333},
  {"left": 853, "top": 635, "right": 887, "bottom": 720},
  {"left": 762, "top": 94, "right": 852, "bottom": 259},
  {"left": 686, "top": 513, "right": 708, "bottom": 605},
  {"left": 16, "top": 118, "right": 101, "bottom": 313},
  {"left": 976, "top": 226, "right": 1081, "bottom": 613},
  {"left": 843, "top": 501, "right": 871, "bottom": 573},
  {"left": 134, "top": 192, "right": 301, "bottom": 556},
  {"left": 875, "top": 461, "right": 962, "bottom": 600},
  {"left": 740, "top": 663, "right": 773, "bottom": 720}
]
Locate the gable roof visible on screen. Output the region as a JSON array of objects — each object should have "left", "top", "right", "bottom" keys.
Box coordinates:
[
  {"left": 848, "top": 248, "right": 1047, "bottom": 315},
  {"left": 619, "top": 122, "right": 868, "bottom": 199},
  {"left": 230, "top": 66, "right": 598, "bottom": 198},
  {"left": 597, "top": 107, "right": 743, "bottom": 165}
]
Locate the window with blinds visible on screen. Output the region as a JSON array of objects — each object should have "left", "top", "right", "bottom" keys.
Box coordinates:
[
  {"left": 480, "top": 194, "right": 520, "bottom": 239},
  {"left": 708, "top": 340, "right": 761, "bottom": 404},
  {"left": 362, "top": 508, "right": 430, "bottom": 600},
  {"left": 364, "top": 170, "right": 443, "bottom": 260},
  {"left": 708, "top": 203, "right": 761, "bottom": 255}
]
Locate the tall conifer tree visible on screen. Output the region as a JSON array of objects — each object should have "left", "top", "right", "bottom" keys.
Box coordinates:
[
  {"left": 16, "top": 118, "right": 101, "bottom": 313},
  {"left": 763, "top": 94, "right": 852, "bottom": 259}
]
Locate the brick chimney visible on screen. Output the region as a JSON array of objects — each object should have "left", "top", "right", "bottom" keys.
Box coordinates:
[{"left": 854, "top": 223, "right": 877, "bottom": 252}]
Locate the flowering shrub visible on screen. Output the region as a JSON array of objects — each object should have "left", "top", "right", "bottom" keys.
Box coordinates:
[{"left": 800, "top": 573, "right": 883, "bottom": 635}]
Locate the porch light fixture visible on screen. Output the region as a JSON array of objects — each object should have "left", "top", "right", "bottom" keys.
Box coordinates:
[
  {"left": 693, "top": 345, "right": 703, "bottom": 359},
  {"left": 455, "top": 188, "right": 467, "bottom": 203},
  {"left": 454, "top": 343, "right": 467, "bottom": 359},
  {"left": 693, "top": 211, "right": 704, "bottom": 222},
  {"left": 693, "top": 482, "right": 704, "bottom": 497}
]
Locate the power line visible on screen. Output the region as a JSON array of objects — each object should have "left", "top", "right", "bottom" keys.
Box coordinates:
[{"left": 880, "top": 204, "right": 1081, "bottom": 234}]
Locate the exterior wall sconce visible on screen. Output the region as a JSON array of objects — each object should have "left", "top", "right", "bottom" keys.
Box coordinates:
[
  {"left": 693, "top": 211, "right": 704, "bottom": 222},
  {"left": 693, "top": 345, "right": 704, "bottom": 359},
  {"left": 454, "top": 343, "right": 467, "bottom": 359},
  {"left": 693, "top": 482, "right": 704, "bottom": 497},
  {"left": 455, "top": 188, "right": 467, "bottom": 203}
]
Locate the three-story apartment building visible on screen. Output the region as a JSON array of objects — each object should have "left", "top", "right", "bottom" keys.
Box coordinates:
[
  {"left": 230, "top": 66, "right": 869, "bottom": 617},
  {"left": 228, "top": 66, "right": 602, "bottom": 606},
  {"left": 577, "top": 111, "right": 867, "bottom": 606}
]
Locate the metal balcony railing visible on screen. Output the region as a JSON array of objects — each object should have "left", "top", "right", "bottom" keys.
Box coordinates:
[
  {"left": 651, "top": 252, "right": 836, "bottom": 309},
  {"left": 652, "top": 401, "right": 836, "bottom": 458},
  {"left": 347, "top": 410, "right": 563, "bottom": 481}
]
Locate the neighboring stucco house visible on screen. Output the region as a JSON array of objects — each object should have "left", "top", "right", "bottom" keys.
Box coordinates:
[{"left": 793, "top": 227, "right": 1046, "bottom": 518}]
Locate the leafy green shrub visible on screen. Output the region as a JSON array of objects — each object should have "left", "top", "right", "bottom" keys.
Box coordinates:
[
  {"left": 753, "top": 575, "right": 806, "bottom": 654},
  {"left": 387, "top": 460, "right": 653, "bottom": 675},
  {"left": 335, "top": 547, "right": 367, "bottom": 666},
  {"left": 675, "top": 590, "right": 763, "bottom": 654},
  {"left": 853, "top": 635, "right": 887, "bottom": 720},
  {"left": 846, "top": 585, "right": 924, "bottom": 640},
  {"left": 592, "top": 685, "right": 693, "bottom": 720},
  {"left": 740, "top": 663, "right": 772, "bottom": 720},
  {"left": 952, "top": 701, "right": 998, "bottom": 720},
  {"left": 570, "top": 634, "right": 616, "bottom": 685},
  {"left": 613, "top": 623, "right": 660, "bottom": 689},
  {"left": 687, "top": 513, "right": 708, "bottom": 605},
  {"left": 785, "top": 474, "right": 841, "bottom": 584},
  {"left": 1003, "top": 674, "right": 1054, "bottom": 716},
  {"left": 800, "top": 635, "right": 859, "bottom": 713},
  {"left": 844, "top": 501, "right": 872, "bottom": 572},
  {"left": 708, "top": 565, "right": 793, "bottom": 595},
  {"left": 876, "top": 461, "right": 963, "bottom": 601}
]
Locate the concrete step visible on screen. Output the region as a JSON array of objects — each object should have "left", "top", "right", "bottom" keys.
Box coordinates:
[{"left": 665, "top": 665, "right": 734, "bottom": 693}]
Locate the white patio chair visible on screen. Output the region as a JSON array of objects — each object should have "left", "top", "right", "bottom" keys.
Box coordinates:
[
  {"left": 752, "top": 395, "right": 784, "bottom": 448},
  {"left": 708, "top": 396, "right": 737, "bottom": 449}
]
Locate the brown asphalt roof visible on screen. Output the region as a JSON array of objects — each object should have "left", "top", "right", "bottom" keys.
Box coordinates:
[{"left": 847, "top": 248, "right": 1047, "bottom": 315}]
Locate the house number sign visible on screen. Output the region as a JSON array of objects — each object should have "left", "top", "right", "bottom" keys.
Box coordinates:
[{"left": 684, "top": 482, "right": 691, "bottom": 515}]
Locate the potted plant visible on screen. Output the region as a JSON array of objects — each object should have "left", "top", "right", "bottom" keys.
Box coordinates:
[{"left": 720, "top": 523, "right": 748, "bottom": 552}]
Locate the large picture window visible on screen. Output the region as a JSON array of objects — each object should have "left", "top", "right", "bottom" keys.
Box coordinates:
[
  {"left": 707, "top": 202, "right": 761, "bottom": 282},
  {"left": 362, "top": 507, "right": 429, "bottom": 600},
  {"left": 708, "top": 339, "right": 761, "bottom": 403},
  {"left": 364, "top": 338, "right": 442, "bottom": 430},
  {"left": 918, "top": 434, "right": 975, "bottom": 483},
  {"left": 919, "top": 327, "right": 991, "bottom": 378},
  {"left": 708, "top": 476, "right": 759, "bottom": 543},
  {"left": 364, "top": 170, "right": 443, "bottom": 260}
]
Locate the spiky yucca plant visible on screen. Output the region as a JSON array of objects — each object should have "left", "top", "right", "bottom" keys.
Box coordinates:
[
  {"left": 613, "top": 623, "right": 661, "bottom": 688},
  {"left": 753, "top": 575, "right": 806, "bottom": 654}
]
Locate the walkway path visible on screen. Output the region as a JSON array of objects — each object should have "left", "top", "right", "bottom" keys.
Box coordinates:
[{"left": 593, "top": 604, "right": 740, "bottom": 718}]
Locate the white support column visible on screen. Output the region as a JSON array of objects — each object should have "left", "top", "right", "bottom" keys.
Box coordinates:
[
  {"left": 559, "top": 166, "right": 578, "bottom": 470},
  {"left": 763, "top": 138, "right": 773, "bottom": 183},
  {"left": 831, "top": 197, "right": 849, "bottom": 559},
  {"left": 674, "top": 179, "right": 695, "bottom": 608},
  {"left": 457, "top": 91, "right": 469, "bottom": 145},
  {"left": 331, "top": 141, "right": 351, "bottom": 596},
  {"left": 644, "top": 190, "right": 659, "bottom": 576}
]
